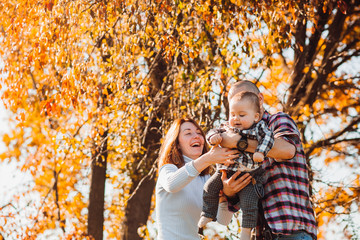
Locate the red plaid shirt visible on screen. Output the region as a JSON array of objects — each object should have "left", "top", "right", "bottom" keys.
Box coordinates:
[{"left": 228, "top": 111, "right": 317, "bottom": 239}]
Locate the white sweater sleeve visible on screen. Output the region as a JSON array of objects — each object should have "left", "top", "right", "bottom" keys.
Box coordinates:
[
  {"left": 216, "top": 202, "right": 234, "bottom": 225},
  {"left": 158, "top": 161, "right": 200, "bottom": 193}
]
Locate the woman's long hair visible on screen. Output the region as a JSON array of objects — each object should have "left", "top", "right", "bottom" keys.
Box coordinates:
[{"left": 158, "top": 118, "right": 211, "bottom": 176}]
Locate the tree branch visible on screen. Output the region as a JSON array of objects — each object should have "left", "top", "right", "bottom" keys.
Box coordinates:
[
  {"left": 331, "top": 48, "right": 360, "bottom": 72},
  {"left": 306, "top": 116, "right": 360, "bottom": 157}
]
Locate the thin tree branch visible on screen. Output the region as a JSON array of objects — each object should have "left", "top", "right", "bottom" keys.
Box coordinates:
[{"left": 306, "top": 116, "right": 360, "bottom": 157}]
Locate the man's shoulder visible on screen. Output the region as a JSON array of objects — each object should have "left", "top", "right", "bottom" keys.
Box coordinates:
[
  {"left": 266, "top": 111, "right": 301, "bottom": 139},
  {"left": 268, "top": 111, "right": 292, "bottom": 119},
  {"left": 267, "top": 111, "right": 296, "bottom": 125}
]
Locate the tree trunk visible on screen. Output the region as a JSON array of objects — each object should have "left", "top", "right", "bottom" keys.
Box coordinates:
[
  {"left": 121, "top": 172, "right": 156, "bottom": 240},
  {"left": 121, "top": 53, "right": 169, "bottom": 240},
  {"left": 121, "top": 117, "right": 164, "bottom": 240},
  {"left": 88, "top": 130, "right": 108, "bottom": 240}
]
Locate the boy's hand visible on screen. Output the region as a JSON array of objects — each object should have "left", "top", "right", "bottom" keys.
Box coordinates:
[
  {"left": 220, "top": 131, "right": 240, "bottom": 149},
  {"left": 253, "top": 152, "right": 264, "bottom": 162},
  {"left": 209, "top": 134, "right": 222, "bottom": 146}
]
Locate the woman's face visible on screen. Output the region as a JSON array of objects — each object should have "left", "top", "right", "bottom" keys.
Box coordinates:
[{"left": 178, "top": 122, "right": 205, "bottom": 160}]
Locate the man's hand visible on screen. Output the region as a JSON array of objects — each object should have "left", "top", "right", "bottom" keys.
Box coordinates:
[
  {"left": 220, "top": 131, "right": 241, "bottom": 149},
  {"left": 221, "top": 170, "right": 252, "bottom": 198}
]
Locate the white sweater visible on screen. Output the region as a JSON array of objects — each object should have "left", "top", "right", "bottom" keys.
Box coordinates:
[{"left": 155, "top": 155, "right": 233, "bottom": 240}]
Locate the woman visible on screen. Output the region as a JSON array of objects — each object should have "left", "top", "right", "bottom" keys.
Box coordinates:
[{"left": 155, "top": 118, "right": 251, "bottom": 239}]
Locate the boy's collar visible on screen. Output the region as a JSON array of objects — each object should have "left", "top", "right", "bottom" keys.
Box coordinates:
[
  {"left": 249, "top": 122, "right": 257, "bottom": 129},
  {"left": 262, "top": 110, "right": 270, "bottom": 122}
]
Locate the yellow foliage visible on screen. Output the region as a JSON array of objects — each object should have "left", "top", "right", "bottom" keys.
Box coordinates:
[{"left": 0, "top": 0, "right": 359, "bottom": 239}]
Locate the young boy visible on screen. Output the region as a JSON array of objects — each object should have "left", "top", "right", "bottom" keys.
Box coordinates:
[{"left": 198, "top": 91, "right": 274, "bottom": 240}]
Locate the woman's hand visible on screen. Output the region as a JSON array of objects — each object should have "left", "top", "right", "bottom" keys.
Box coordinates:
[
  {"left": 221, "top": 170, "right": 252, "bottom": 198},
  {"left": 192, "top": 146, "right": 239, "bottom": 173},
  {"left": 206, "top": 145, "right": 239, "bottom": 165}
]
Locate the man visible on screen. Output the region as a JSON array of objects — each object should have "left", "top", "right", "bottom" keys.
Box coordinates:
[{"left": 221, "top": 80, "right": 317, "bottom": 239}]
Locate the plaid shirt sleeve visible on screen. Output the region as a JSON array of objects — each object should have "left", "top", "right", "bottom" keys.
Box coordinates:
[
  {"left": 268, "top": 112, "right": 303, "bottom": 155},
  {"left": 270, "top": 112, "right": 300, "bottom": 141},
  {"left": 206, "top": 128, "right": 222, "bottom": 144},
  {"left": 206, "top": 122, "right": 229, "bottom": 144},
  {"left": 255, "top": 120, "right": 274, "bottom": 156}
]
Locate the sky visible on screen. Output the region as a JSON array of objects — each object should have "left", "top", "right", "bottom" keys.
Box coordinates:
[
  {"left": 0, "top": 95, "right": 14, "bottom": 202},
  {"left": 0, "top": 57, "right": 27, "bottom": 207},
  {"left": 0, "top": 99, "right": 31, "bottom": 206}
]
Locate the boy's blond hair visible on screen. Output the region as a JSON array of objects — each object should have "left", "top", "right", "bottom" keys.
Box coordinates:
[{"left": 230, "top": 91, "right": 261, "bottom": 113}]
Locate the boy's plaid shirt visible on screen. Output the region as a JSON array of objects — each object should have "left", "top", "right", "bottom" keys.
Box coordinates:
[{"left": 206, "top": 120, "right": 274, "bottom": 171}]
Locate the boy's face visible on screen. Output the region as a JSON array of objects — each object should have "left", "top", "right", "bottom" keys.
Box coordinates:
[{"left": 229, "top": 98, "right": 260, "bottom": 130}]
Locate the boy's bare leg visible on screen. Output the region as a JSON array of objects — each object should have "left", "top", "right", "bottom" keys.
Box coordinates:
[
  {"left": 198, "top": 216, "right": 212, "bottom": 228},
  {"left": 240, "top": 227, "right": 252, "bottom": 240}
]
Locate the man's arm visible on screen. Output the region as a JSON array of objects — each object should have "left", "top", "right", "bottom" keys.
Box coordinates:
[{"left": 220, "top": 131, "right": 296, "bottom": 161}]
